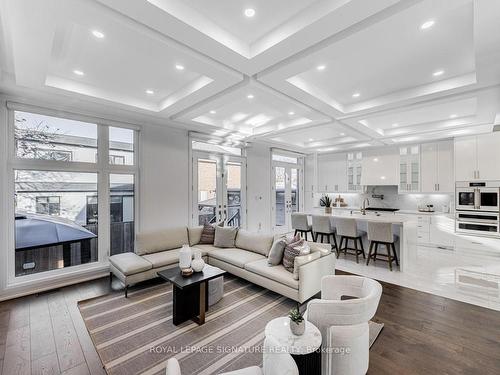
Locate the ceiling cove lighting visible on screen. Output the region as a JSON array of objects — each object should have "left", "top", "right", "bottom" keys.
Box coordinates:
[
  {"left": 420, "top": 20, "right": 435, "bottom": 30},
  {"left": 316, "top": 65, "right": 326, "bottom": 71},
  {"left": 73, "top": 69, "right": 84, "bottom": 76},
  {"left": 352, "top": 92, "right": 360, "bottom": 98},
  {"left": 175, "top": 64, "right": 185, "bottom": 70},
  {"left": 91, "top": 30, "right": 105, "bottom": 39},
  {"left": 433, "top": 70, "right": 444, "bottom": 77},
  {"left": 247, "top": 94, "right": 254, "bottom": 99},
  {"left": 145, "top": 89, "right": 154, "bottom": 95},
  {"left": 244, "top": 8, "right": 256, "bottom": 17}
]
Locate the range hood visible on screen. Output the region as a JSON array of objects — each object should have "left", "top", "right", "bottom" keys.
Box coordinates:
[{"left": 360, "top": 152, "right": 399, "bottom": 186}]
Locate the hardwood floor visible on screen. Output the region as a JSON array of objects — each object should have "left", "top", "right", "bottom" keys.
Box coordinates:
[{"left": 0, "top": 274, "right": 499, "bottom": 375}]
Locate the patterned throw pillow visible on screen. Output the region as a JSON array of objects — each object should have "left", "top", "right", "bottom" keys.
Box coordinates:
[
  {"left": 282, "top": 239, "right": 304, "bottom": 272},
  {"left": 199, "top": 223, "right": 216, "bottom": 244}
]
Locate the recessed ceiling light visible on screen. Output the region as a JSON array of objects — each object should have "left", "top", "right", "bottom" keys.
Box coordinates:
[
  {"left": 210, "top": 110, "right": 216, "bottom": 114},
  {"left": 392, "top": 123, "right": 399, "bottom": 127},
  {"left": 308, "top": 138, "right": 314, "bottom": 142},
  {"left": 288, "top": 111, "right": 295, "bottom": 115},
  {"left": 247, "top": 94, "right": 254, "bottom": 99},
  {"left": 352, "top": 92, "right": 360, "bottom": 98},
  {"left": 244, "top": 8, "right": 255, "bottom": 17},
  {"left": 449, "top": 114, "right": 457, "bottom": 119},
  {"left": 316, "top": 65, "right": 326, "bottom": 71},
  {"left": 373, "top": 158, "right": 379, "bottom": 162},
  {"left": 433, "top": 70, "right": 444, "bottom": 77},
  {"left": 420, "top": 20, "right": 435, "bottom": 30},
  {"left": 175, "top": 64, "right": 185, "bottom": 71},
  {"left": 91, "top": 30, "right": 105, "bottom": 39},
  {"left": 145, "top": 89, "right": 154, "bottom": 95},
  {"left": 73, "top": 70, "right": 84, "bottom": 76},
  {"left": 340, "top": 132, "right": 345, "bottom": 136}
]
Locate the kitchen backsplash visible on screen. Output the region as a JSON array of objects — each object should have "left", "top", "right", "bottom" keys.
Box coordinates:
[{"left": 313, "top": 185, "right": 454, "bottom": 213}]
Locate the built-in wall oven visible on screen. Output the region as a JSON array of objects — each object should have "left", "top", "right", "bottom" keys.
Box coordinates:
[
  {"left": 455, "top": 181, "right": 500, "bottom": 237},
  {"left": 456, "top": 181, "right": 500, "bottom": 212}
]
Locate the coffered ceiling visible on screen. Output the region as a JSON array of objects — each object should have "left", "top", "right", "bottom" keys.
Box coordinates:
[{"left": 1, "top": 0, "right": 500, "bottom": 154}]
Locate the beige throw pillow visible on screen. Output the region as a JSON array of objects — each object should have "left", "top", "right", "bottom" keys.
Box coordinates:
[{"left": 214, "top": 226, "right": 239, "bottom": 248}]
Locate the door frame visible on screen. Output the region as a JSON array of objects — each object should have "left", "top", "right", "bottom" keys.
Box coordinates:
[
  {"left": 271, "top": 158, "right": 304, "bottom": 234},
  {"left": 191, "top": 150, "right": 247, "bottom": 228}
]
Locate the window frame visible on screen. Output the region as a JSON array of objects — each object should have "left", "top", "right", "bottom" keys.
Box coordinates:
[
  {"left": 35, "top": 196, "right": 61, "bottom": 215},
  {"left": 5, "top": 102, "right": 140, "bottom": 286}
]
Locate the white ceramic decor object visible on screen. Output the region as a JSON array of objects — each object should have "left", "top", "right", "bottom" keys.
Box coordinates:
[
  {"left": 179, "top": 244, "right": 192, "bottom": 269},
  {"left": 191, "top": 249, "right": 205, "bottom": 272}
]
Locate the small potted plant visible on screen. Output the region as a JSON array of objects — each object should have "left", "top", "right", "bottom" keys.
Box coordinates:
[
  {"left": 319, "top": 194, "right": 332, "bottom": 214},
  {"left": 288, "top": 308, "right": 305, "bottom": 336}
]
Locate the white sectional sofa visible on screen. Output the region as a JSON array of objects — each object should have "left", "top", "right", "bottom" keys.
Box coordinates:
[{"left": 109, "top": 226, "right": 335, "bottom": 303}]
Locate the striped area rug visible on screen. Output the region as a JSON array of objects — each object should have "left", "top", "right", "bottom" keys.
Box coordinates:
[{"left": 78, "top": 276, "right": 383, "bottom": 375}]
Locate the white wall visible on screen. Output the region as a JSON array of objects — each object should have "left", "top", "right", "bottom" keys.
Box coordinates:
[
  {"left": 139, "top": 124, "right": 190, "bottom": 231},
  {"left": 246, "top": 143, "right": 272, "bottom": 232}
]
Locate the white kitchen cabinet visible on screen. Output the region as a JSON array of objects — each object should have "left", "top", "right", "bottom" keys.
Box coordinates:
[
  {"left": 455, "top": 133, "right": 500, "bottom": 181},
  {"left": 399, "top": 145, "right": 420, "bottom": 193},
  {"left": 347, "top": 152, "right": 362, "bottom": 192},
  {"left": 416, "top": 215, "right": 455, "bottom": 249},
  {"left": 421, "top": 141, "right": 454, "bottom": 193},
  {"left": 317, "top": 153, "right": 347, "bottom": 192},
  {"left": 304, "top": 154, "right": 316, "bottom": 192}
]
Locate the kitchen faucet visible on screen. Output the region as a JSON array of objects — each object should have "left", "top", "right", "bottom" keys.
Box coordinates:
[{"left": 361, "top": 198, "right": 370, "bottom": 215}]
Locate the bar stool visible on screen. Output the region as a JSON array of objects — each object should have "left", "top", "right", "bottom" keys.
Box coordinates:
[
  {"left": 335, "top": 217, "right": 366, "bottom": 263},
  {"left": 366, "top": 221, "right": 399, "bottom": 271},
  {"left": 291, "top": 213, "right": 313, "bottom": 240},
  {"left": 312, "top": 215, "right": 338, "bottom": 253}
]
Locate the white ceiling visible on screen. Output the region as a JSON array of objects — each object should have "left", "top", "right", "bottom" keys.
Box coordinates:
[{"left": 1, "top": 0, "right": 500, "bottom": 154}]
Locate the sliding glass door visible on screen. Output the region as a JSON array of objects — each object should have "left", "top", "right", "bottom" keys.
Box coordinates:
[{"left": 192, "top": 152, "right": 246, "bottom": 227}]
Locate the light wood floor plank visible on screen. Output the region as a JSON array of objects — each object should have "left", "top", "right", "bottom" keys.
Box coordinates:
[
  {"left": 2, "top": 325, "right": 30, "bottom": 375},
  {"left": 31, "top": 352, "right": 60, "bottom": 375},
  {"left": 29, "top": 295, "right": 56, "bottom": 362}
]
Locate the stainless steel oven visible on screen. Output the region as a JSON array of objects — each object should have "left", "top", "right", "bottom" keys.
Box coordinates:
[
  {"left": 456, "top": 181, "right": 500, "bottom": 212},
  {"left": 456, "top": 211, "right": 500, "bottom": 236}
]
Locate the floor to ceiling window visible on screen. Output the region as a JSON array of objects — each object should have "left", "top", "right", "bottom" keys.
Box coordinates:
[
  {"left": 9, "top": 106, "right": 138, "bottom": 279},
  {"left": 271, "top": 151, "right": 304, "bottom": 234},
  {"left": 191, "top": 140, "right": 246, "bottom": 228}
]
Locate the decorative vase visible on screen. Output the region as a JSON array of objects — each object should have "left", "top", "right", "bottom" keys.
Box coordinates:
[
  {"left": 191, "top": 249, "right": 205, "bottom": 272},
  {"left": 325, "top": 206, "right": 332, "bottom": 214},
  {"left": 290, "top": 319, "right": 305, "bottom": 336},
  {"left": 179, "top": 244, "right": 192, "bottom": 270}
]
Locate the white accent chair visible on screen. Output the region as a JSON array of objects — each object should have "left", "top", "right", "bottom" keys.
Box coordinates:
[
  {"left": 305, "top": 275, "right": 382, "bottom": 375},
  {"left": 165, "top": 336, "right": 298, "bottom": 375}
]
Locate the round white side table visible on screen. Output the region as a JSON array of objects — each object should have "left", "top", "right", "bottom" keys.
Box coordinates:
[{"left": 265, "top": 317, "right": 322, "bottom": 374}]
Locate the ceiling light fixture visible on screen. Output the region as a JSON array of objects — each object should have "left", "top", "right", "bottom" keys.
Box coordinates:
[
  {"left": 433, "top": 70, "right": 444, "bottom": 77},
  {"left": 340, "top": 133, "right": 345, "bottom": 136},
  {"left": 449, "top": 114, "right": 458, "bottom": 119},
  {"left": 73, "top": 70, "right": 84, "bottom": 76},
  {"left": 210, "top": 110, "right": 216, "bottom": 114},
  {"left": 392, "top": 123, "right": 399, "bottom": 127},
  {"left": 308, "top": 138, "right": 314, "bottom": 142},
  {"left": 244, "top": 8, "right": 255, "bottom": 17},
  {"left": 145, "top": 89, "right": 154, "bottom": 95},
  {"left": 175, "top": 64, "right": 185, "bottom": 70},
  {"left": 247, "top": 94, "right": 254, "bottom": 99},
  {"left": 352, "top": 92, "right": 360, "bottom": 98},
  {"left": 316, "top": 65, "right": 326, "bottom": 71},
  {"left": 420, "top": 20, "right": 435, "bottom": 30},
  {"left": 288, "top": 111, "right": 295, "bottom": 115},
  {"left": 91, "top": 30, "right": 105, "bottom": 39}
]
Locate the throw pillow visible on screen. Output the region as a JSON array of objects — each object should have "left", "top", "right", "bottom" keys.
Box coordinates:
[
  {"left": 293, "top": 252, "right": 321, "bottom": 280},
  {"left": 199, "top": 223, "right": 216, "bottom": 244},
  {"left": 267, "top": 239, "right": 287, "bottom": 266},
  {"left": 214, "top": 226, "right": 239, "bottom": 248},
  {"left": 282, "top": 239, "right": 304, "bottom": 272}
]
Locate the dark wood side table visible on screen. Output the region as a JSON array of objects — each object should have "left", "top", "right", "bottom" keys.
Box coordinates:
[{"left": 157, "top": 265, "right": 226, "bottom": 326}]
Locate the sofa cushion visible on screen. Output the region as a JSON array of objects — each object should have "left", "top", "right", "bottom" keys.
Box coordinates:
[
  {"left": 142, "top": 250, "right": 181, "bottom": 268},
  {"left": 235, "top": 230, "right": 274, "bottom": 256},
  {"left": 267, "top": 239, "right": 286, "bottom": 266},
  {"left": 188, "top": 226, "right": 203, "bottom": 246},
  {"left": 192, "top": 244, "right": 218, "bottom": 255},
  {"left": 214, "top": 226, "right": 239, "bottom": 248},
  {"left": 109, "top": 252, "right": 152, "bottom": 276},
  {"left": 136, "top": 227, "right": 189, "bottom": 255},
  {"left": 244, "top": 259, "right": 299, "bottom": 289},
  {"left": 209, "top": 248, "right": 265, "bottom": 268}
]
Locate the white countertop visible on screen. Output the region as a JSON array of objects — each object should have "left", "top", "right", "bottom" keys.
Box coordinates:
[{"left": 305, "top": 208, "right": 409, "bottom": 224}]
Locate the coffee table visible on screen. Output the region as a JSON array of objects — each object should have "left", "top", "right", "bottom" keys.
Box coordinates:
[{"left": 157, "top": 265, "right": 226, "bottom": 326}]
